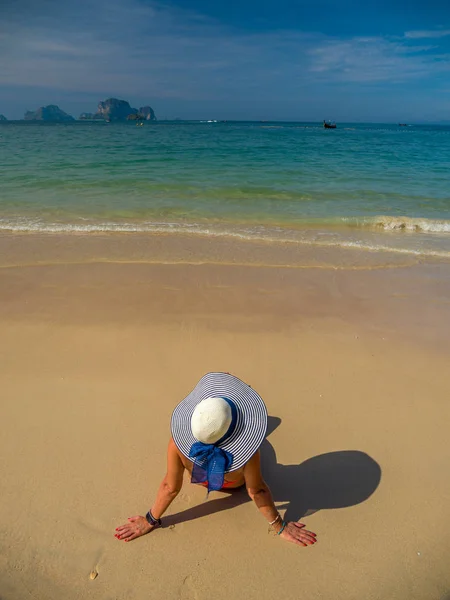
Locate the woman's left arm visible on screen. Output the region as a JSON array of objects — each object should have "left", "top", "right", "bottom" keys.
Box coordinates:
[
  {"left": 115, "top": 438, "right": 185, "bottom": 542},
  {"left": 244, "top": 451, "right": 317, "bottom": 547}
]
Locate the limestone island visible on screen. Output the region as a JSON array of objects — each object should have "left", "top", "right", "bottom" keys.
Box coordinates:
[
  {"left": 0, "top": 114, "right": 7, "bottom": 121},
  {"left": 79, "top": 98, "right": 156, "bottom": 122},
  {"left": 24, "top": 105, "right": 75, "bottom": 122}
]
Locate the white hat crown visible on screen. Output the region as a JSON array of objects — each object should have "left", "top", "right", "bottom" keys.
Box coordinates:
[{"left": 191, "top": 397, "right": 232, "bottom": 444}]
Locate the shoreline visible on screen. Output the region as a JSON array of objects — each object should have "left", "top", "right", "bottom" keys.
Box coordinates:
[
  {"left": 2, "top": 229, "right": 450, "bottom": 267},
  {"left": 0, "top": 220, "right": 449, "bottom": 261},
  {"left": 2, "top": 232, "right": 450, "bottom": 353}
]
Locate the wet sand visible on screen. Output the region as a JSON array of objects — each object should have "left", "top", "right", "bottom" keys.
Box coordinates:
[{"left": 1, "top": 233, "right": 450, "bottom": 600}]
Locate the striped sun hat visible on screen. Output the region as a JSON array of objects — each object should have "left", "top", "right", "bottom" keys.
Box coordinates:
[{"left": 171, "top": 372, "right": 268, "bottom": 473}]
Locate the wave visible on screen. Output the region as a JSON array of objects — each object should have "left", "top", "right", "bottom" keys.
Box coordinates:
[
  {"left": 1, "top": 215, "right": 449, "bottom": 235},
  {"left": 344, "top": 216, "right": 450, "bottom": 233},
  {"left": 0, "top": 218, "right": 199, "bottom": 234},
  {"left": 1, "top": 216, "right": 449, "bottom": 259}
]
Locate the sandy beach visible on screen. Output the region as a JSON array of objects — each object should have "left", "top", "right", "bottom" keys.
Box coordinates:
[{"left": 1, "top": 232, "right": 450, "bottom": 600}]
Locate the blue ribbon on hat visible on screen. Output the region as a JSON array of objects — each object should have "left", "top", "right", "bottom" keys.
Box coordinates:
[{"left": 189, "top": 398, "right": 237, "bottom": 494}]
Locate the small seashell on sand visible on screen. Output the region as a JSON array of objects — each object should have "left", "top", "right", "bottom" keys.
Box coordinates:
[{"left": 89, "top": 569, "right": 98, "bottom": 580}]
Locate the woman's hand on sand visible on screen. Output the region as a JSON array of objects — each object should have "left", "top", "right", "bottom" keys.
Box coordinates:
[
  {"left": 114, "top": 516, "right": 155, "bottom": 542},
  {"left": 280, "top": 522, "right": 317, "bottom": 547}
]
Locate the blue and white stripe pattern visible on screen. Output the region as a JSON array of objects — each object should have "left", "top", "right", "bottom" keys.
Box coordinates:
[{"left": 171, "top": 372, "right": 268, "bottom": 472}]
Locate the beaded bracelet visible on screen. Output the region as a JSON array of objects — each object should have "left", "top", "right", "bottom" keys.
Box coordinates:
[
  {"left": 269, "top": 514, "right": 281, "bottom": 526},
  {"left": 277, "top": 521, "right": 287, "bottom": 535}
]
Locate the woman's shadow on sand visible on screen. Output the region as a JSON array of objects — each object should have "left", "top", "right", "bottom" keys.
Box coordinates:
[{"left": 164, "top": 416, "right": 381, "bottom": 526}]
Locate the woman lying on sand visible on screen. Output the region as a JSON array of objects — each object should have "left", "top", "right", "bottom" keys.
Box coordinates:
[{"left": 115, "top": 372, "right": 317, "bottom": 547}]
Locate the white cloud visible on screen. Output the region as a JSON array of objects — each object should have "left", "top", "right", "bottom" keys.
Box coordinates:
[
  {"left": 404, "top": 29, "right": 450, "bottom": 39},
  {"left": 308, "top": 37, "right": 450, "bottom": 83},
  {"left": 1, "top": 0, "right": 450, "bottom": 116}
]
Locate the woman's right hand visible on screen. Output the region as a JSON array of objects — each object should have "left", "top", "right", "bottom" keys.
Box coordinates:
[
  {"left": 114, "top": 515, "right": 155, "bottom": 542},
  {"left": 279, "top": 522, "right": 317, "bottom": 547}
]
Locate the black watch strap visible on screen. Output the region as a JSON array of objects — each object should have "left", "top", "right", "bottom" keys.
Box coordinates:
[{"left": 146, "top": 510, "right": 162, "bottom": 527}]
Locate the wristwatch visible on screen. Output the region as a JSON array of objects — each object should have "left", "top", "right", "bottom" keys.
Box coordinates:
[{"left": 145, "top": 510, "right": 162, "bottom": 527}]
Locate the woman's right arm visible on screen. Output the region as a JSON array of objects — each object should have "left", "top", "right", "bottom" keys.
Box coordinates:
[
  {"left": 151, "top": 438, "right": 185, "bottom": 519},
  {"left": 114, "top": 438, "right": 185, "bottom": 542}
]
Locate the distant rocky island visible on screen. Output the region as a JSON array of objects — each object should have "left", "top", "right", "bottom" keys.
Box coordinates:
[
  {"left": 21, "top": 98, "right": 156, "bottom": 123},
  {"left": 80, "top": 98, "right": 156, "bottom": 122},
  {"left": 24, "top": 105, "right": 75, "bottom": 122},
  {"left": 0, "top": 114, "right": 8, "bottom": 121},
  {"left": 127, "top": 106, "right": 156, "bottom": 121}
]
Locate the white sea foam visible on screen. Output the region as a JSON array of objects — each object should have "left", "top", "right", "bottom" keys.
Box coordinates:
[
  {"left": 3, "top": 215, "right": 449, "bottom": 235},
  {"left": 343, "top": 216, "right": 450, "bottom": 233},
  {"left": 1, "top": 216, "right": 450, "bottom": 259}
]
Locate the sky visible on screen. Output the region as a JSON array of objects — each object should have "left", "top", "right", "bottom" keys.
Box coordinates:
[{"left": 0, "top": 0, "right": 449, "bottom": 121}]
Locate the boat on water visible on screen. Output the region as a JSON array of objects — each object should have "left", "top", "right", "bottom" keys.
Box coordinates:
[{"left": 323, "top": 120, "right": 337, "bottom": 129}]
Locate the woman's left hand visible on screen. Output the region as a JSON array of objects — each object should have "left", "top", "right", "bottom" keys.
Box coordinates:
[
  {"left": 114, "top": 515, "right": 155, "bottom": 542},
  {"left": 280, "top": 522, "right": 317, "bottom": 547}
]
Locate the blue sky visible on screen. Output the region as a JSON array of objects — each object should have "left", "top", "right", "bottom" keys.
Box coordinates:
[{"left": 0, "top": 0, "right": 449, "bottom": 121}]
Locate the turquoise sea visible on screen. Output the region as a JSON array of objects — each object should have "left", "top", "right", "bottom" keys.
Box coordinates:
[{"left": 1, "top": 121, "right": 449, "bottom": 258}]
